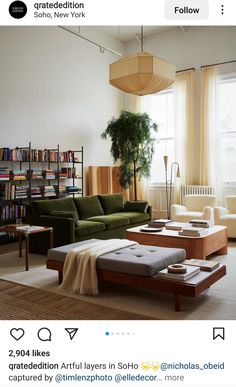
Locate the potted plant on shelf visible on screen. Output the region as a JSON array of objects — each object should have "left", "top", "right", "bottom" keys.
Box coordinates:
[{"left": 101, "top": 110, "right": 157, "bottom": 200}]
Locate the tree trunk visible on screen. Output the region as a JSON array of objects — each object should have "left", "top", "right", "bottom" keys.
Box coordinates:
[{"left": 133, "top": 161, "right": 137, "bottom": 201}]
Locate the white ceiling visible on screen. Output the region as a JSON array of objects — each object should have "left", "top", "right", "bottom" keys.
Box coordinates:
[{"left": 94, "top": 26, "right": 180, "bottom": 43}]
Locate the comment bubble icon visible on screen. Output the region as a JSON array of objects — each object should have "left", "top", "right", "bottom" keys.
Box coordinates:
[{"left": 37, "top": 327, "right": 52, "bottom": 342}]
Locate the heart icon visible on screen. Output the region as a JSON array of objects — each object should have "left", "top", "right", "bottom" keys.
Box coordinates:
[{"left": 10, "top": 328, "right": 25, "bottom": 341}]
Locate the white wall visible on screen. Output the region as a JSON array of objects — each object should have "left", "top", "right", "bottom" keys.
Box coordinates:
[
  {"left": 0, "top": 26, "right": 124, "bottom": 167},
  {"left": 124, "top": 26, "right": 236, "bottom": 183}
]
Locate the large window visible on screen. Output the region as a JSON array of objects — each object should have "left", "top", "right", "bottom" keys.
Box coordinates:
[
  {"left": 144, "top": 89, "right": 175, "bottom": 183},
  {"left": 219, "top": 76, "right": 236, "bottom": 185}
]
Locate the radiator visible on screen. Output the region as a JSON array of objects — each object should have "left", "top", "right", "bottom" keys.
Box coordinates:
[{"left": 180, "top": 185, "right": 214, "bottom": 204}]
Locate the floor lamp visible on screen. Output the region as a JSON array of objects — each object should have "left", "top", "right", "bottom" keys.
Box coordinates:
[{"left": 163, "top": 156, "right": 180, "bottom": 219}]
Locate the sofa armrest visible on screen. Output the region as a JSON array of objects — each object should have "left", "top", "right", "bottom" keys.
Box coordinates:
[
  {"left": 203, "top": 206, "right": 214, "bottom": 221},
  {"left": 214, "top": 206, "right": 230, "bottom": 223},
  {"left": 27, "top": 215, "right": 75, "bottom": 246},
  {"left": 171, "top": 204, "right": 187, "bottom": 217},
  {"left": 147, "top": 205, "right": 152, "bottom": 219}
]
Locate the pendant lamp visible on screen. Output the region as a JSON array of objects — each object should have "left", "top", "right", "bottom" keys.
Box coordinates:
[{"left": 109, "top": 27, "right": 176, "bottom": 96}]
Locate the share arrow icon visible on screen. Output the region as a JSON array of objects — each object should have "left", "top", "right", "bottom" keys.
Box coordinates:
[{"left": 65, "top": 328, "right": 78, "bottom": 340}]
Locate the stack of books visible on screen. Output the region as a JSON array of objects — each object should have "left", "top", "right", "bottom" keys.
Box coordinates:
[
  {"left": 182, "top": 259, "right": 220, "bottom": 272},
  {"left": 58, "top": 185, "right": 67, "bottom": 194},
  {"left": 0, "top": 167, "right": 10, "bottom": 180},
  {"left": 189, "top": 219, "right": 213, "bottom": 228},
  {"left": 178, "top": 227, "right": 209, "bottom": 237},
  {"left": 66, "top": 186, "right": 81, "bottom": 194},
  {"left": 42, "top": 170, "right": 56, "bottom": 180},
  {"left": 165, "top": 222, "right": 190, "bottom": 231},
  {"left": 148, "top": 219, "right": 173, "bottom": 228},
  {"left": 12, "top": 170, "right": 27, "bottom": 181},
  {"left": 157, "top": 265, "right": 200, "bottom": 281},
  {"left": 30, "top": 186, "right": 42, "bottom": 199},
  {"left": 16, "top": 225, "right": 45, "bottom": 232},
  {"left": 43, "top": 185, "right": 56, "bottom": 198},
  {"left": 30, "top": 169, "right": 43, "bottom": 180},
  {"left": 14, "top": 185, "right": 28, "bottom": 199}
]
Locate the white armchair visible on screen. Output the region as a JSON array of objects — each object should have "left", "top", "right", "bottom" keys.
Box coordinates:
[
  {"left": 171, "top": 195, "right": 217, "bottom": 223},
  {"left": 214, "top": 195, "right": 236, "bottom": 238}
]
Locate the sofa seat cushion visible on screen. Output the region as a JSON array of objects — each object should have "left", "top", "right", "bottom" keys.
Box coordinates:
[
  {"left": 86, "top": 215, "right": 129, "bottom": 230},
  {"left": 113, "top": 211, "right": 150, "bottom": 224},
  {"left": 173, "top": 211, "right": 203, "bottom": 223},
  {"left": 50, "top": 210, "right": 80, "bottom": 227},
  {"left": 98, "top": 193, "right": 124, "bottom": 215},
  {"left": 73, "top": 196, "right": 104, "bottom": 220},
  {"left": 31, "top": 198, "right": 77, "bottom": 216},
  {"left": 75, "top": 221, "right": 105, "bottom": 237}
]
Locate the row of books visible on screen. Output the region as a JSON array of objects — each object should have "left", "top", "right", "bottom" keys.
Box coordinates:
[
  {"left": 0, "top": 204, "right": 26, "bottom": 222},
  {"left": 0, "top": 183, "right": 81, "bottom": 200},
  {"left": 0, "top": 168, "right": 78, "bottom": 181},
  {"left": 0, "top": 148, "right": 29, "bottom": 161},
  {"left": 0, "top": 148, "right": 81, "bottom": 162}
]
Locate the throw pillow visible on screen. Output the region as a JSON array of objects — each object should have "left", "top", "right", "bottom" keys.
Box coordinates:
[
  {"left": 50, "top": 210, "right": 80, "bottom": 227},
  {"left": 73, "top": 195, "right": 104, "bottom": 220},
  {"left": 124, "top": 200, "right": 149, "bottom": 213},
  {"left": 98, "top": 193, "right": 124, "bottom": 215}
]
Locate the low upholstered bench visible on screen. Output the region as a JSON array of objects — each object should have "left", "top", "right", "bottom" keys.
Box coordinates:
[{"left": 46, "top": 239, "right": 226, "bottom": 311}]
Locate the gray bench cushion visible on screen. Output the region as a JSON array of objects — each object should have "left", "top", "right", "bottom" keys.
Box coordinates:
[{"left": 47, "top": 239, "right": 186, "bottom": 277}]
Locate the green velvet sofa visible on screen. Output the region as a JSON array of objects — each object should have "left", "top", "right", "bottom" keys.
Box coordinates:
[{"left": 27, "top": 193, "right": 152, "bottom": 253}]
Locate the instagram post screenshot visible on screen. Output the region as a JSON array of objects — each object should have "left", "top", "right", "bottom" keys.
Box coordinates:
[{"left": 0, "top": 0, "right": 235, "bottom": 386}]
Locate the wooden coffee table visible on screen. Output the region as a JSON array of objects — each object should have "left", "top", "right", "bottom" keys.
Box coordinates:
[
  {"left": 2, "top": 224, "right": 53, "bottom": 271},
  {"left": 126, "top": 225, "right": 228, "bottom": 260}
]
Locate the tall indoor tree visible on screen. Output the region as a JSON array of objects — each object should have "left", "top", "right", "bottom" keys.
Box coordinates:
[{"left": 101, "top": 110, "right": 157, "bottom": 200}]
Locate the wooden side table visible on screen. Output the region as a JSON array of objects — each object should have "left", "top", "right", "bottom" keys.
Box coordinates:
[{"left": 2, "top": 224, "right": 53, "bottom": 271}]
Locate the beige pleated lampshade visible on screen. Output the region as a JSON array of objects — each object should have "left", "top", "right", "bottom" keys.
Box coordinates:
[{"left": 109, "top": 52, "right": 176, "bottom": 96}]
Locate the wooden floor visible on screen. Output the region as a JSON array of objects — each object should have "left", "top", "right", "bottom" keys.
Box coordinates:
[{"left": 0, "top": 242, "right": 19, "bottom": 254}]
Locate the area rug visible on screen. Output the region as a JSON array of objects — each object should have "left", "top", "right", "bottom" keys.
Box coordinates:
[
  {"left": 0, "top": 243, "right": 236, "bottom": 320},
  {"left": 0, "top": 279, "right": 150, "bottom": 320}
]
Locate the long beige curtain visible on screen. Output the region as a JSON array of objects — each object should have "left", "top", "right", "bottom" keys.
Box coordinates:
[
  {"left": 175, "top": 70, "right": 195, "bottom": 184},
  {"left": 199, "top": 66, "right": 221, "bottom": 197},
  {"left": 172, "top": 69, "right": 195, "bottom": 204}
]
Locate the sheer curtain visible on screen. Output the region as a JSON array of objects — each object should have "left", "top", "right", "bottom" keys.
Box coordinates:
[
  {"left": 140, "top": 70, "right": 195, "bottom": 206},
  {"left": 199, "top": 66, "right": 222, "bottom": 200},
  {"left": 174, "top": 70, "right": 195, "bottom": 184}
]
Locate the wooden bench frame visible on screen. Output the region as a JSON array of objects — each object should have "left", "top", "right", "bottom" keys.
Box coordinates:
[{"left": 46, "top": 259, "right": 226, "bottom": 312}]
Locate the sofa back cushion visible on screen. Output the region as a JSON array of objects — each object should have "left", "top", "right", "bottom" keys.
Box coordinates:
[
  {"left": 183, "top": 195, "right": 217, "bottom": 211},
  {"left": 226, "top": 196, "right": 236, "bottom": 213},
  {"left": 124, "top": 200, "right": 148, "bottom": 213},
  {"left": 98, "top": 193, "right": 124, "bottom": 215},
  {"left": 73, "top": 195, "right": 104, "bottom": 220},
  {"left": 31, "top": 198, "right": 77, "bottom": 216}
]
